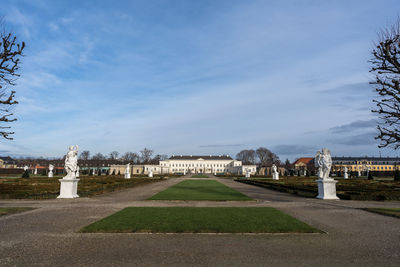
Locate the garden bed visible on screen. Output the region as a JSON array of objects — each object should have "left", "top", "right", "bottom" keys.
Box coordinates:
[
  {"left": 236, "top": 177, "right": 400, "bottom": 201},
  {"left": 0, "top": 176, "right": 163, "bottom": 199}
]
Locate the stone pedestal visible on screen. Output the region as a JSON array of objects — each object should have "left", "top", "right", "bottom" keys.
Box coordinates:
[
  {"left": 272, "top": 173, "right": 279, "bottom": 180},
  {"left": 316, "top": 179, "right": 339, "bottom": 200},
  {"left": 125, "top": 173, "right": 131, "bottom": 179},
  {"left": 148, "top": 172, "right": 153, "bottom": 178},
  {"left": 48, "top": 171, "right": 53, "bottom": 178},
  {"left": 344, "top": 173, "right": 348, "bottom": 179},
  {"left": 58, "top": 178, "right": 80, "bottom": 198}
]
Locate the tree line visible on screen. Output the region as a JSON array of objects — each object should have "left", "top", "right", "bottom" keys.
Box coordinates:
[
  {"left": 235, "top": 147, "right": 283, "bottom": 166},
  {"left": 78, "top": 148, "right": 168, "bottom": 164}
]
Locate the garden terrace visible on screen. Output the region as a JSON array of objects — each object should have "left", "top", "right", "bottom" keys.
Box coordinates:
[
  {"left": 236, "top": 177, "right": 400, "bottom": 201},
  {"left": 0, "top": 176, "right": 163, "bottom": 199}
]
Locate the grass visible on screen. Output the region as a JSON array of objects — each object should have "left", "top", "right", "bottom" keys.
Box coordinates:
[
  {"left": 148, "top": 180, "right": 253, "bottom": 201},
  {"left": 81, "top": 207, "right": 320, "bottom": 233},
  {"left": 0, "top": 176, "right": 163, "bottom": 199},
  {"left": 363, "top": 208, "right": 400, "bottom": 218},
  {"left": 237, "top": 177, "right": 400, "bottom": 201},
  {"left": 0, "top": 207, "right": 35, "bottom": 216},
  {"left": 191, "top": 174, "right": 209, "bottom": 178}
]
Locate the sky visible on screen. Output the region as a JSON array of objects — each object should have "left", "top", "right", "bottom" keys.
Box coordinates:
[{"left": 0, "top": 0, "right": 400, "bottom": 161}]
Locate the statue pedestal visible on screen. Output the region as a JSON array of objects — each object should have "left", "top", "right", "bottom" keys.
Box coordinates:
[
  {"left": 125, "top": 173, "right": 131, "bottom": 179},
  {"left": 316, "top": 179, "right": 339, "bottom": 200},
  {"left": 148, "top": 172, "right": 153, "bottom": 178},
  {"left": 344, "top": 173, "right": 348, "bottom": 179},
  {"left": 58, "top": 178, "right": 80, "bottom": 198},
  {"left": 272, "top": 173, "right": 279, "bottom": 180}
]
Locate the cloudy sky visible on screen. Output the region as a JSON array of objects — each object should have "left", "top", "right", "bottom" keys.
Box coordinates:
[{"left": 1, "top": 0, "right": 400, "bottom": 160}]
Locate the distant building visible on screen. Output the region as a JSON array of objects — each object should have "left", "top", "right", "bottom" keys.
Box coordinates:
[
  {"left": 0, "top": 156, "right": 17, "bottom": 168},
  {"left": 110, "top": 155, "right": 257, "bottom": 175},
  {"left": 293, "top": 157, "right": 314, "bottom": 172},
  {"left": 332, "top": 157, "right": 400, "bottom": 173}
]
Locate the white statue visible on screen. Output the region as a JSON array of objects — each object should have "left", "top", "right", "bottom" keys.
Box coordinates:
[
  {"left": 64, "top": 145, "right": 79, "bottom": 179},
  {"left": 315, "top": 148, "right": 332, "bottom": 180},
  {"left": 58, "top": 145, "right": 80, "bottom": 199},
  {"left": 245, "top": 168, "right": 250, "bottom": 178},
  {"left": 125, "top": 163, "right": 131, "bottom": 179},
  {"left": 315, "top": 148, "right": 338, "bottom": 200},
  {"left": 48, "top": 164, "right": 54, "bottom": 178},
  {"left": 343, "top": 166, "right": 348, "bottom": 179},
  {"left": 148, "top": 168, "right": 153, "bottom": 178},
  {"left": 272, "top": 164, "right": 279, "bottom": 180},
  {"left": 24, "top": 166, "right": 28, "bottom": 171},
  {"left": 34, "top": 167, "right": 37, "bottom": 175},
  {"left": 76, "top": 166, "right": 80, "bottom": 178}
]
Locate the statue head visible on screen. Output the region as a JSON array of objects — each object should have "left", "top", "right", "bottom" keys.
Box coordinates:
[
  {"left": 322, "top": 148, "right": 330, "bottom": 155},
  {"left": 69, "top": 145, "right": 74, "bottom": 151}
]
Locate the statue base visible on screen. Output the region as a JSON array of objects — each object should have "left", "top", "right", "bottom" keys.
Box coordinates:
[
  {"left": 58, "top": 178, "right": 80, "bottom": 198},
  {"left": 272, "top": 173, "right": 279, "bottom": 180},
  {"left": 316, "top": 179, "right": 339, "bottom": 200},
  {"left": 344, "top": 173, "right": 348, "bottom": 179},
  {"left": 148, "top": 173, "right": 153, "bottom": 178},
  {"left": 124, "top": 174, "right": 131, "bottom": 179}
]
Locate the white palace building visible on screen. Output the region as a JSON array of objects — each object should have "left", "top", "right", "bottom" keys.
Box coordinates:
[{"left": 110, "top": 155, "right": 257, "bottom": 176}]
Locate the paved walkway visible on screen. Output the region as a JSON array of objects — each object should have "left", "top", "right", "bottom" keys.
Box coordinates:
[{"left": 0, "top": 176, "right": 399, "bottom": 266}]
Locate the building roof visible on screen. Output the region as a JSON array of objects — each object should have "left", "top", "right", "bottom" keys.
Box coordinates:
[
  {"left": 168, "top": 155, "right": 233, "bottom": 160},
  {"left": 332, "top": 156, "right": 400, "bottom": 161},
  {"left": 293, "top": 157, "right": 314, "bottom": 165}
]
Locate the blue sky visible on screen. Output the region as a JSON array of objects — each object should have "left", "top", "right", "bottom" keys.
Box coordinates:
[{"left": 1, "top": 0, "right": 400, "bottom": 160}]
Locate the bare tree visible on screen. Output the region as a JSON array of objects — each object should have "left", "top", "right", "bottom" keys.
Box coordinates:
[
  {"left": 79, "top": 150, "right": 90, "bottom": 160},
  {"left": 121, "top": 152, "right": 139, "bottom": 163},
  {"left": 370, "top": 18, "right": 400, "bottom": 148},
  {"left": 236, "top": 149, "right": 256, "bottom": 165},
  {"left": 109, "top": 151, "right": 119, "bottom": 160},
  {"left": 0, "top": 17, "right": 25, "bottom": 140},
  {"left": 255, "top": 147, "right": 280, "bottom": 166},
  {"left": 140, "top": 148, "right": 153, "bottom": 164},
  {"left": 92, "top": 153, "right": 105, "bottom": 160}
]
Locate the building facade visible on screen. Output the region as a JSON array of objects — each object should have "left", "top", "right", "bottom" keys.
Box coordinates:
[
  {"left": 110, "top": 155, "right": 257, "bottom": 175},
  {"left": 332, "top": 157, "right": 400, "bottom": 173}
]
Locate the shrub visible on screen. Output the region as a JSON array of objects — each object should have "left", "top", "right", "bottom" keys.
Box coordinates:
[
  {"left": 112, "top": 170, "right": 115, "bottom": 175},
  {"left": 394, "top": 170, "right": 400, "bottom": 181},
  {"left": 368, "top": 171, "right": 373, "bottom": 180},
  {"left": 22, "top": 170, "right": 29, "bottom": 178}
]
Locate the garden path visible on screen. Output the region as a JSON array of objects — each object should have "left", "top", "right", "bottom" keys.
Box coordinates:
[{"left": 0, "top": 176, "right": 399, "bottom": 266}]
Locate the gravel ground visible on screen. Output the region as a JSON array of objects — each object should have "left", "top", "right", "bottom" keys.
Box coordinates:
[{"left": 0, "top": 176, "right": 399, "bottom": 266}]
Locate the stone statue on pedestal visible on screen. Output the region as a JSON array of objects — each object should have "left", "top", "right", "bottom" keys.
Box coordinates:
[
  {"left": 343, "top": 166, "right": 348, "bottom": 179},
  {"left": 245, "top": 168, "right": 250, "bottom": 178},
  {"left": 148, "top": 168, "right": 153, "bottom": 178},
  {"left": 315, "top": 148, "right": 338, "bottom": 200},
  {"left": 48, "top": 164, "right": 54, "bottom": 178},
  {"left": 125, "top": 163, "right": 131, "bottom": 179},
  {"left": 58, "top": 145, "right": 80, "bottom": 199},
  {"left": 272, "top": 164, "right": 279, "bottom": 180}
]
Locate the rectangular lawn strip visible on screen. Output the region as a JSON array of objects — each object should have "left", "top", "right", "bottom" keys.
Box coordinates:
[
  {"left": 363, "top": 208, "right": 400, "bottom": 218},
  {"left": 0, "top": 207, "right": 35, "bottom": 216},
  {"left": 148, "top": 180, "right": 253, "bottom": 201},
  {"left": 81, "top": 207, "right": 320, "bottom": 233}
]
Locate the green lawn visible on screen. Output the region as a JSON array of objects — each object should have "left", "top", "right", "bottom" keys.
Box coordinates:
[
  {"left": 81, "top": 207, "right": 320, "bottom": 233},
  {"left": 0, "top": 207, "right": 35, "bottom": 216},
  {"left": 148, "top": 180, "right": 253, "bottom": 201},
  {"left": 191, "top": 174, "right": 209, "bottom": 178},
  {"left": 363, "top": 208, "right": 400, "bottom": 218}
]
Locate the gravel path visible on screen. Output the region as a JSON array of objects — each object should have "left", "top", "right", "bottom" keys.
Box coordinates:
[{"left": 0, "top": 176, "right": 399, "bottom": 266}]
